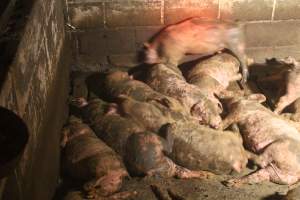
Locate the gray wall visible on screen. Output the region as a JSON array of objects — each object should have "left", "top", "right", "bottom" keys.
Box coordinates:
[
  {"left": 65, "top": 0, "right": 300, "bottom": 71},
  {"left": 0, "top": 0, "right": 70, "bottom": 199}
]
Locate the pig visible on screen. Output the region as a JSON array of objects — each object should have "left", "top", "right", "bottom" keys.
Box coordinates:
[
  {"left": 219, "top": 94, "right": 300, "bottom": 187},
  {"left": 282, "top": 186, "right": 300, "bottom": 200},
  {"left": 143, "top": 17, "right": 248, "bottom": 82},
  {"left": 144, "top": 63, "right": 223, "bottom": 128},
  {"left": 185, "top": 53, "right": 242, "bottom": 99},
  {"left": 163, "top": 121, "right": 248, "bottom": 174},
  {"left": 60, "top": 116, "right": 131, "bottom": 199},
  {"left": 258, "top": 56, "right": 300, "bottom": 114},
  {"left": 103, "top": 71, "right": 188, "bottom": 115},
  {"left": 115, "top": 95, "right": 193, "bottom": 133},
  {"left": 124, "top": 131, "right": 214, "bottom": 179},
  {"left": 73, "top": 98, "right": 213, "bottom": 180}
]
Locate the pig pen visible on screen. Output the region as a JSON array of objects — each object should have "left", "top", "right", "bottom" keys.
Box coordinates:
[{"left": 1, "top": 0, "right": 300, "bottom": 200}]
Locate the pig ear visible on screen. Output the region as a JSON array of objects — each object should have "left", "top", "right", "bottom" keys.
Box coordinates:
[
  {"left": 143, "top": 42, "right": 150, "bottom": 49},
  {"left": 247, "top": 93, "right": 266, "bottom": 103}
]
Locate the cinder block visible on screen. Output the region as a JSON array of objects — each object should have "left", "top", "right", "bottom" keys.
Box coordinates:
[
  {"left": 68, "top": 4, "right": 104, "bottom": 29},
  {"left": 135, "top": 26, "right": 163, "bottom": 49},
  {"left": 105, "top": 1, "right": 162, "bottom": 27},
  {"left": 274, "top": 0, "right": 300, "bottom": 20},
  {"left": 164, "top": 0, "right": 219, "bottom": 25},
  {"left": 108, "top": 54, "right": 139, "bottom": 67},
  {"left": 246, "top": 45, "right": 300, "bottom": 63},
  {"left": 220, "top": 0, "right": 274, "bottom": 21},
  {"left": 74, "top": 54, "right": 109, "bottom": 72},
  {"left": 76, "top": 30, "right": 107, "bottom": 60},
  {"left": 245, "top": 21, "right": 300, "bottom": 48},
  {"left": 105, "top": 29, "right": 136, "bottom": 54}
]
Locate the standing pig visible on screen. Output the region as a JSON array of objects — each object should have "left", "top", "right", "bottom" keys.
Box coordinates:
[
  {"left": 185, "top": 53, "right": 242, "bottom": 99},
  {"left": 144, "top": 63, "right": 222, "bottom": 128},
  {"left": 220, "top": 94, "right": 300, "bottom": 187},
  {"left": 164, "top": 121, "right": 248, "bottom": 174},
  {"left": 74, "top": 98, "right": 213, "bottom": 180},
  {"left": 61, "top": 116, "right": 130, "bottom": 199},
  {"left": 143, "top": 17, "right": 248, "bottom": 82},
  {"left": 103, "top": 71, "right": 188, "bottom": 115}
]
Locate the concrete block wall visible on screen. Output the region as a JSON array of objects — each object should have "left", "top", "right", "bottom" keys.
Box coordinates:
[
  {"left": 65, "top": 0, "right": 300, "bottom": 71},
  {"left": 0, "top": 0, "right": 70, "bottom": 199}
]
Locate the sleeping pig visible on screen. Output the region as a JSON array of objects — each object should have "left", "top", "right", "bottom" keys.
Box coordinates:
[
  {"left": 103, "top": 71, "right": 188, "bottom": 115},
  {"left": 143, "top": 17, "right": 248, "bottom": 82},
  {"left": 144, "top": 63, "right": 222, "bottom": 128},
  {"left": 60, "top": 116, "right": 130, "bottom": 199},
  {"left": 163, "top": 121, "right": 248, "bottom": 175},
  {"left": 220, "top": 94, "right": 300, "bottom": 187},
  {"left": 185, "top": 53, "right": 242, "bottom": 99},
  {"left": 74, "top": 97, "right": 213, "bottom": 180}
]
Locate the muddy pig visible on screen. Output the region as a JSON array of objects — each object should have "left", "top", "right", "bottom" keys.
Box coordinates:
[
  {"left": 115, "top": 95, "right": 194, "bottom": 132},
  {"left": 124, "top": 131, "right": 214, "bottom": 179},
  {"left": 144, "top": 63, "right": 222, "bottom": 128},
  {"left": 185, "top": 53, "right": 242, "bottom": 99},
  {"left": 143, "top": 17, "right": 248, "bottom": 82},
  {"left": 73, "top": 98, "right": 213, "bottom": 180},
  {"left": 61, "top": 116, "right": 131, "bottom": 199},
  {"left": 103, "top": 71, "right": 188, "bottom": 115},
  {"left": 163, "top": 121, "right": 248, "bottom": 174},
  {"left": 220, "top": 94, "right": 300, "bottom": 187},
  {"left": 282, "top": 186, "right": 300, "bottom": 200}
]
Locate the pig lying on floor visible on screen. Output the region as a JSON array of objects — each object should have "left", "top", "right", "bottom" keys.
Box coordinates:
[
  {"left": 185, "top": 53, "right": 242, "bottom": 100},
  {"left": 144, "top": 63, "right": 222, "bottom": 128},
  {"left": 163, "top": 121, "right": 248, "bottom": 175},
  {"left": 142, "top": 17, "right": 248, "bottom": 82},
  {"left": 74, "top": 97, "right": 213, "bottom": 179},
  {"left": 258, "top": 56, "right": 300, "bottom": 114},
  {"left": 61, "top": 116, "right": 132, "bottom": 199},
  {"left": 220, "top": 94, "right": 300, "bottom": 187},
  {"left": 103, "top": 71, "right": 188, "bottom": 115}
]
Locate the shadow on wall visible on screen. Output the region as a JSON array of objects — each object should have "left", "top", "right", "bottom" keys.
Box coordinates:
[{"left": 0, "top": 0, "right": 34, "bottom": 91}]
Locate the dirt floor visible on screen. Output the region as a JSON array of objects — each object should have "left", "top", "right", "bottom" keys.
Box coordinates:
[{"left": 55, "top": 168, "right": 290, "bottom": 200}]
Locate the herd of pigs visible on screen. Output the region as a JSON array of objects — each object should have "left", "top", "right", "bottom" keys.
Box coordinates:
[{"left": 60, "top": 18, "right": 300, "bottom": 199}]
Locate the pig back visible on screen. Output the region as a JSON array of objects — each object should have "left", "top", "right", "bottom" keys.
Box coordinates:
[
  {"left": 91, "top": 114, "right": 145, "bottom": 156},
  {"left": 167, "top": 121, "right": 247, "bottom": 174},
  {"left": 62, "top": 132, "right": 125, "bottom": 181}
]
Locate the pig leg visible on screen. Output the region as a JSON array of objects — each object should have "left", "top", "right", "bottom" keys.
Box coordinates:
[
  {"left": 84, "top": 173, "right": 124, "bottom": 198},
  {"left": 274, "top": 95, "right": 297, "bottom": 114},
  {"left": 219, "top": 112, "right": 239, "bottom": 130},
  {"left": 174, "top": 165, "right": 214, "bottom": 179},
  {"left": 231, "top": 74, "right": 242, "bottom": 82},
  {"left": 225, "top": 167, "right": 271, "bottom": 187},
  {"left": 70, "top": 97, "right": 89, "bottom": 107}
]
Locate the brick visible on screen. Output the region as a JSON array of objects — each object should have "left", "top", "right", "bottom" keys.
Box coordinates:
[
  {"left": 105, "top": 1, "right": 162, "bottom": 27},
  {"left": 135, "top": 26, "right": 163, "bottom": 49},
  {"left": 164, "top": 0, "right": 219, "bottom": 25},
  {"left": 76, "top": 30, "right": 107, "bottom": 59},
  {"left": 74, "top": 54, "right": 109, "bottom": 72},
  {"left": 68, "top": 4, "right": 104, "bottom": 29},
  {"left": 220, "top": 0, "right": 274, "bottom": 21},
  {"left": 245, "top": 21, "right": 300, "bottom": 48},
  {"left": 274, "top": 0, "right": 300, "bottom": 20},
  {"left": 105, "top": 29, "right": 136, "bottom": 54}
]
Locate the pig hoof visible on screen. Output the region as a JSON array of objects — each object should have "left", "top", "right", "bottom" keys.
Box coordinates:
[
  {"left": 223, "top": 179, "right": 242, "bottom": 188},
  {"left": 70, "top": 97, "right": 88, "bottom": 107}
]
